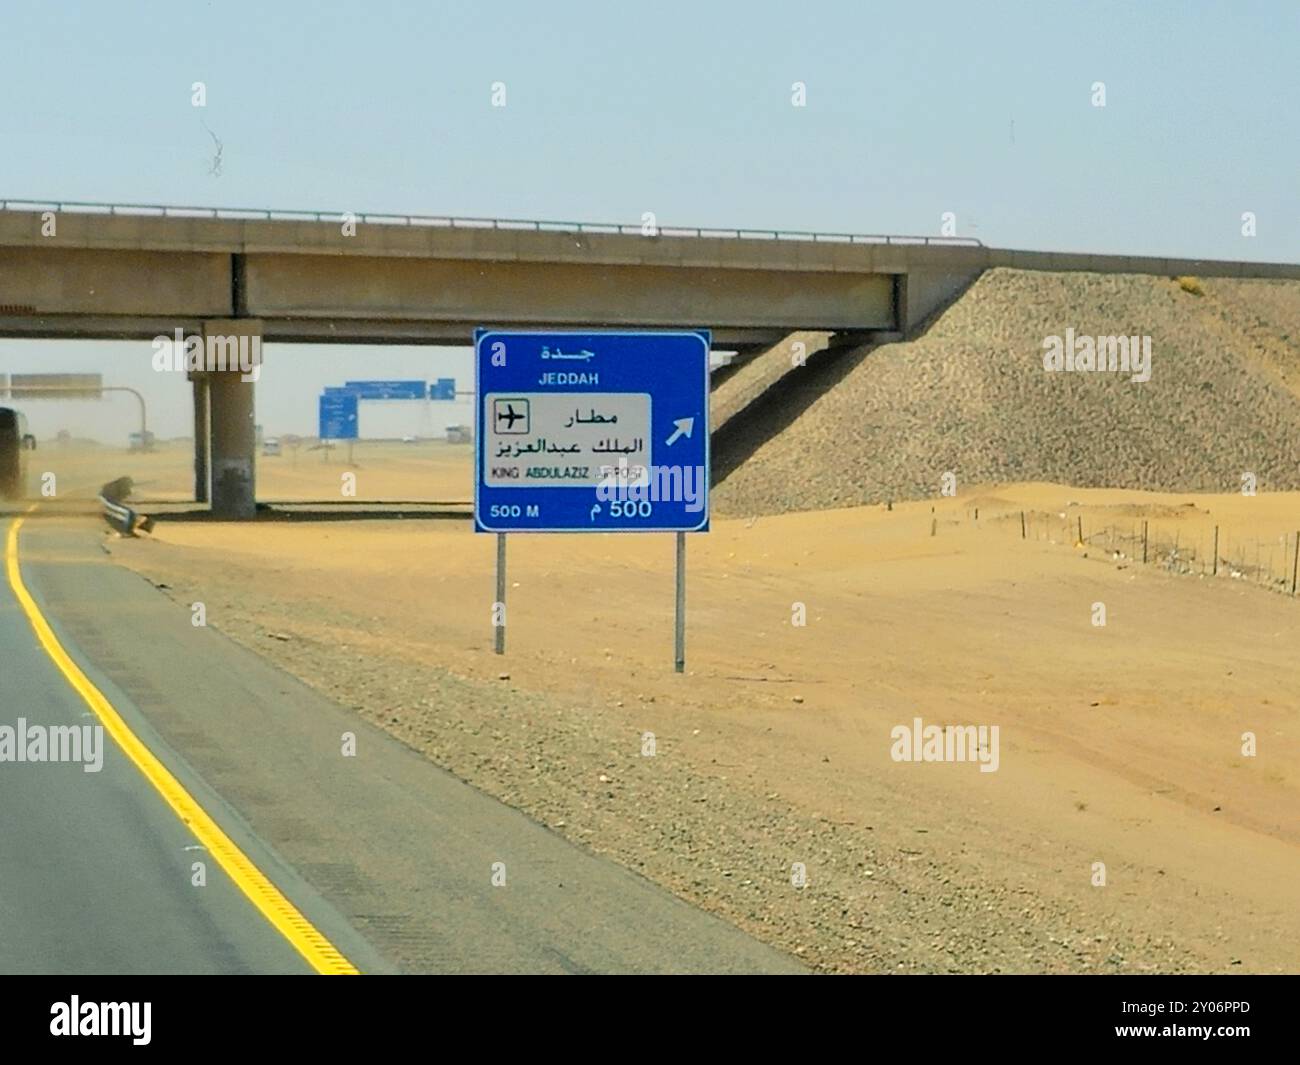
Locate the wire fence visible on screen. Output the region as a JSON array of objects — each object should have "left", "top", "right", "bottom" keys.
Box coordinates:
[
  {"left": 1078, "top": 519, "right": 1298, "bottom": 595},
  {"left": 940, "top": 505, "right": 1300, "bottom": 598}
]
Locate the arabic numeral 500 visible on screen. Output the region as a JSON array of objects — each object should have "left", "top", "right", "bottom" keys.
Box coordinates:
[{"left": 609, "top": 501, "right": 652, "bottom": 518}]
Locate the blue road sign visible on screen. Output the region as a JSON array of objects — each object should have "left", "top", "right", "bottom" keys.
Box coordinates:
[
  {"left": 430, "top": 377, "right": 456, "bottom": 401},
  {"left": 475, "top": 329, "right": 710, "bottom": 533},
  {"left": 318, "top": 391, "right": 359, "bottom": 440},
  {"left": 344, "top": 380, "right": 426, "bottom": 400}
]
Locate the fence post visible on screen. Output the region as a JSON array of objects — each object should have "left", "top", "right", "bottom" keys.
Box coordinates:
[
  {"left": 1020, "top": 511, "right": 1026, "bottom": 539},
  {"left": 1142, "top": 521, "right": 1148, "bottom": 564},
  {"left": 1292, "top": 531, "right": 1299, "bottom": 596},
  {"left": 1212, "top": 526, "right": 1219, "bottom": 576}
]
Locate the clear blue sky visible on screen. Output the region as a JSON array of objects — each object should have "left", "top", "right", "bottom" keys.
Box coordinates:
[{"left": 2, "top": 0, "right": 1297, "bottom": 438}]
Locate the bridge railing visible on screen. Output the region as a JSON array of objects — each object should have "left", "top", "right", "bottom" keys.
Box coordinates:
[{"left": 0, "top": 198, "right": 984, "bottom": 247}]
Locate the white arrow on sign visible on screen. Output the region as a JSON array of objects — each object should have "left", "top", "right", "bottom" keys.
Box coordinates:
[{"left": 664, "top": 417, "right": 694, "bottom": 447}]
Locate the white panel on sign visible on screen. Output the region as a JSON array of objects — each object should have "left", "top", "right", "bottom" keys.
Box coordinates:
[{"left": 484, "top": 392, "right": 651, "bottom": 487}]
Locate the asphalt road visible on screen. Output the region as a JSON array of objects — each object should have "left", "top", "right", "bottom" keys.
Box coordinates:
[
  {"left": 0, "top": 512, "right": 803, "bottom": 974},
  {"left": 0, "top": 518, "right": 339, "bottom": 973}
]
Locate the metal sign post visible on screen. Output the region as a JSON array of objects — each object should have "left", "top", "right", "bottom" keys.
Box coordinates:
[
  {"left": 675, "top": 531, "right": 686, "bottom": 673},
  {"left": 495, "top": 533, "right": 507, "bottom": 654},
  {"left": 474, "top": 329, "right": 710, "bottom": 670}
]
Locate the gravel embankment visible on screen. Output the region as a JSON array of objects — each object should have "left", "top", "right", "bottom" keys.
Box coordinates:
[{"left": 714, "top": 271, "right": 1300, "bottom": 515}]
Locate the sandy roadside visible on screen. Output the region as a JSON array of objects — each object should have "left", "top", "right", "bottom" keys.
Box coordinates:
[{"left": 103, "top": 483, "right": 1300, "bottom": 974}]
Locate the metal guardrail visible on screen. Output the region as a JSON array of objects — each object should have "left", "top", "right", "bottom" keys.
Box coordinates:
[
  {"left": 98, "top": 476, "right": 150, "bottom": 536},
  {"left": 98, "top": 493, "right": 139, "bottom": 535},
  {"left": 0, "top": 197, "right": 985, "bottom": 247}
]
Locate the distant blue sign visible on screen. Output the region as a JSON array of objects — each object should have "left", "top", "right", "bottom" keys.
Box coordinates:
[
  {"left": 430, "top": 377, "right": 456, "bottom": 401},
  {"left": 475, "top": 330, "right": 710, "bottom": 533},
  {"left": 318, "top": 391, "right": 359, "bottom": 440},
  {"left": 344, "top": 380, "right": 426, "bottom": 400}
]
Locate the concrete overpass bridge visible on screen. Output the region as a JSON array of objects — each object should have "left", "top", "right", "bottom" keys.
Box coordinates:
[{"left": 3, "top": 198, "right": 1299, "bottom": 517}]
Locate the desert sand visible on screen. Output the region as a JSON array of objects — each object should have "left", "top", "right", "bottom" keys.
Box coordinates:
[
  {"left": 21, "top": 438, "right": 473, "bottom": 506},
  {"left": 91, "top": 472, "right": 1298, "bottom": 974}
]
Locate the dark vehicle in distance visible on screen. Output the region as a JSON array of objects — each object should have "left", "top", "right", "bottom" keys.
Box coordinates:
[{"left": 0, "top": 407, "right": 36, "bottom": 500}]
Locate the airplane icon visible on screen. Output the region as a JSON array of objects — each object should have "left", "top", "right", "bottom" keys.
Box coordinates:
[{"left": 493, "top": 397, "right": 529, "bottom": 434}]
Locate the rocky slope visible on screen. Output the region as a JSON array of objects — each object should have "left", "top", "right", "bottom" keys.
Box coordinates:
[{"left": 714, "top": 270, "right": 1300, "bottom": 515}]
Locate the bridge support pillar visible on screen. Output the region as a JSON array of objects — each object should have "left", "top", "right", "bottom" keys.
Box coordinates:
[
  {"left": 200, "top": 320, "right": 262, "bottom": 520},
  {"left": 189, "top": 373, "right": 210, "bottom": 503}
]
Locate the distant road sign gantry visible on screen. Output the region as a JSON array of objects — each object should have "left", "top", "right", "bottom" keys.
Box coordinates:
[{"left": 343, "top": 380, "right": 427, "bottom": 400}]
